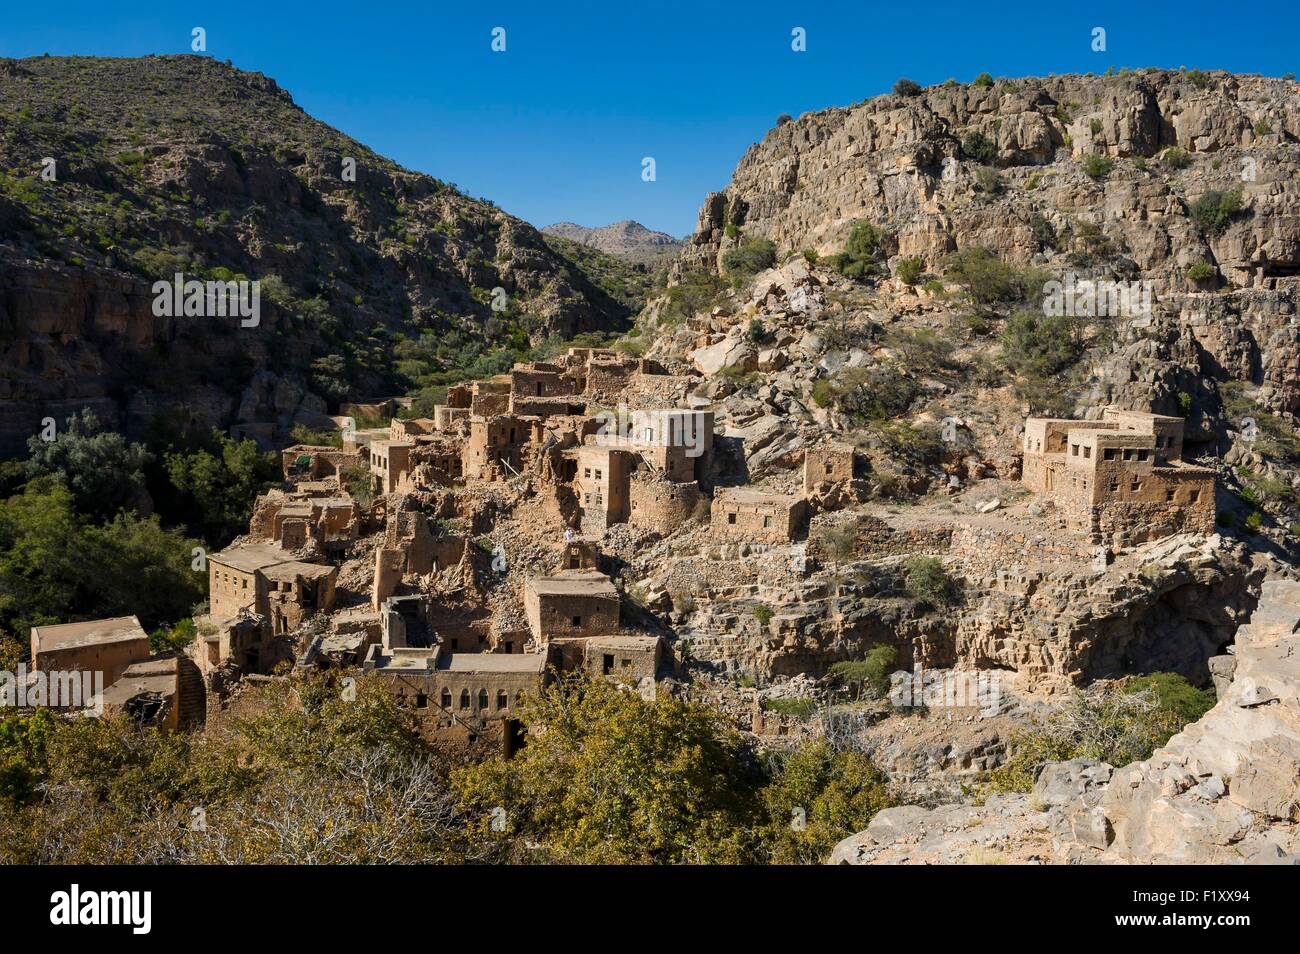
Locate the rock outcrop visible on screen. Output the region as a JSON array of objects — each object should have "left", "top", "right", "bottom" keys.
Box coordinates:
[
  {"left": 831, "top": 576, "right": 1300, "bottom": 864},
  {"left": 1060, "top": 577, "right": 1300, "bottom": 863}
]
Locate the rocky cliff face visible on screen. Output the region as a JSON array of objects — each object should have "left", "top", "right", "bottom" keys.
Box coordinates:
[
  {"left": 678, "top": 70, "right": 1300, "bottom": 287},
  {"left": 0, "top": 55, "right": 630, "bottom": 455}
]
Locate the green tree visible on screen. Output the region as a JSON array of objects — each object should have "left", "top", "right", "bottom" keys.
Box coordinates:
[
  {"left": 722, "top": 237, "right": 777, "bottom": 278},
  {"left": 1000, "top": 308, "right": 1082, "bottom": 377},
  {"left": 962, "top": 131, "right": 997, "bottom": 164},
  {"left": 0, "top": 481, "right": 204, "bottom": 640},
  {"left": 827, "top": 220, "right": 886, "bottom": 279},
  {"left": 761, "top": 742, "right": 895, "bottom": 864},
  {"left": 452, "top": 675, "right": 763, "bottom": 863},
  {"left": 829, "top": 645, "right": 898, "bottom": 701},
  {"left": 164, "top": 431, "right": 280, "bottom": 546},
  {"left": 1189, "top": 188, "right": 1245, "bottom": 234},
  {"left": 895, "top": 257, "right": 924, "bottom": 285},
  {"left": 25, "top": 409, "right": 152, "bottom": 521},
  {"left": 904, "top": 556, "right": 956, "bottom": 607},
  {"left": 942, "top": 246, "right": 1028, "bottom": 304}
]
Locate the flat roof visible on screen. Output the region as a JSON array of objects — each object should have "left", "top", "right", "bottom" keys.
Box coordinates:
[
  {"left": 527, "top": 571, "right": 618, "bottom": 597},
  {"left": 211, "top": 543, "right": 335, "bottom": 579},
  {"left": 715, "top": 487, "right": 802, "bottom": 506},
  {"left": 263, "top": 561, "right": 336, "bottom": 581},
  {"left": 32, "top": 616, "right": 148, "bottom": 653},
  {"left": 211, "top": 542, "right": 294, "bottom": 573},
  {"left": 583, "top": 635, "right": 660, "bottom": 649},
  {"left": 440, "top": 653, "right": 547, "bottom": 674},
  {"left": 369, "top": 647, "right": 440, "bottom": 671}
]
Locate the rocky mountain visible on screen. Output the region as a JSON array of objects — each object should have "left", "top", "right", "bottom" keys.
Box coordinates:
[
  {"left": 629, "top": 69, "right": 1300, "bottom": 862},
  {"left": 647, "top": 69, "right": 1300, "bottom": 546},
  {"left": 0, "top": 55, "right": 631, "bottom": 455},
  {"left": 678, "top": 69, "right": 1299, "bottom": 285},
  {"left": 543, "top": 219, "right": 683, "bottom": 266},
  {"left": 544, "top": 219, "right": 680, "bottom": 254}
]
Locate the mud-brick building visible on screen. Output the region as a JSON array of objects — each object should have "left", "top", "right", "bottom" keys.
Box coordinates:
[
  {"left": 510, "top": 362, "right": 578, "bottom": 401},
  {"left": 628, "top": 474, "right": 703, "bottom": 533},
  {"left": 550, "top": 633, "right": 664, "bottom": 683},
  {"left": 281, "top": 444, "right": 361, "bottom": 481},
  {"left": 464, "top": 415, "right": 525, "bottom": 480},
  {"left": 433, "top": 383, "right": 472, "bottom": 430},
  {"left": 711, "top": 488, "right": 808, "bottom": 544},
  {"left": 470, "top": 378, "right": 512, "bottom": 417},
  {"left": 98, "top": 654, "right": 206, "bottom": 732},
  {"left": 250, "top": 488, "right": 360, "bottom": 552},
  {"left": 389, "top": 418, "right": 437, "bottom": 442},
  {"left": 574, "top": 444, "right": 633, "bottom": 532},
  {"left": 804, "top": 442, "right": 856, "bottom": 493},
  {"left": 631, "top": 408, "right": 715, "bottom": 461},
  {"left": 29, "top": 616, "right": 151, "bottom": 686},
  {"left": 208, "top": 543, "right": 338, "bottom": 664},
  {"left": 363, "top": 638, "right": 545, "bottom": 753},
  {"left": 368, "top": 440, "right": 414, "bottom": 495},
  {"left": 523, "top": 570, "right": 621, "bottom": 643},
  {"left": 559, "top": 539, "right": 600, "bottom": 571},
  {"left": 1021, "top": 408, "right": 1215, "bottom": 544}
]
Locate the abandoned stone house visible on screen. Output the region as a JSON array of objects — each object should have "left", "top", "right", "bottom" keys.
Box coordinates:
[
  {"left": 389, "top": 417, "right": 437, "bottom": 442},
  {"left": 98, "top": 654, "right": 206, "bottom": 732},
  {"left": 361, "top": 594, "right": 545, "bottom": 751},
  {"left": 363, "top": 642, "right": 543, "bottom": 752},
  {"left": 402, "top": 438, "right": 464, "bottom": 487},
  {"left": 433, "top": 382, "right": 473, "bottom": 430},
  {"left": 711, "top": 487, "right": 808, "bottom": 544},
  {"left": 804, "top": 442, "right": 856, "bottom": 494},
  {"left": 250, "top": 486, "right": 360, "bottom": 552},
  {"left": 1021, "top": 408, "right": 1216, "bottom": 544},
  {"left": 191, "top": 613, "right": 262, "bottom": 678},
  {"left": 464, "top": 415, "right": 525, "bottom": 480},
  {"left": 628, "top": 474, "right": 703, "bottom": 533},
  {"left": 559, "top": 539, "right": 600, "bottom": 571},
  {"left": 523, "top": 570, "right": 621, "bottom": 643},
  {"left": 26, "top": 616, "right": 205, "bottom": 732},
  {"left": 549, "top": 633, "right": 664, "bottom": 683},
  {"left": 208, "top": 542, "right": 338, "bottom": 667},
  {"left": 29, "top": 616, "right": 151, "bottom": 686},
  {"left": 470, "top": 378, "right": 512, "bottom": 417},
  {"left": 567, "top": 408, "right": 716, "bottom": 534},
  {"left": 282, "top": 443, "right": 362, "bottom": 481},
  {"left": 368, "top": 439, "right": 414, "bottom": 495},
  {"left": 573, "top": 444, "right": 632, "bottom": 532}
]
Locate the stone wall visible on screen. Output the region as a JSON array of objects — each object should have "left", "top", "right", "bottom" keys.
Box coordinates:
[{"left": 629, "top": 478, "right": 702, "bottom": 533}]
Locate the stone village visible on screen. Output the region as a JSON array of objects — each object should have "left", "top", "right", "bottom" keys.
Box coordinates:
[{"left": 21, "top": 344, "right": 1215, "bottom": 751}]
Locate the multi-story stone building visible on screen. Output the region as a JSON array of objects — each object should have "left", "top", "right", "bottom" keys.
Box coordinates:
[
  {"left": 208, "top": 542, "right": 338, "bottom": 668},
  {"left": 574, "top": 445, "right": 633, "bottom": 532},
  {"left": 1021, "top": 408, "right": 1216, "bottom": 545},
  {"left": 368, "top": 439, "right": 414, "bottom": 495}
]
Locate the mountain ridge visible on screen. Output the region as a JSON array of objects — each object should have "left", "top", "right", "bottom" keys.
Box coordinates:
[{"left": 0, "top": 54, "right": 632, "bottom": 454}]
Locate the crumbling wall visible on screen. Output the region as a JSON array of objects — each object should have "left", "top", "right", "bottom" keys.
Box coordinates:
[{"left": 629, "top": 478, "right": 702, "bottom": 533}]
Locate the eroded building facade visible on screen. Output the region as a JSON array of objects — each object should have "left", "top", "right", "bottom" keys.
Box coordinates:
[{"left": 1021, "top": 408, "right": 1216, "bottom": 544}]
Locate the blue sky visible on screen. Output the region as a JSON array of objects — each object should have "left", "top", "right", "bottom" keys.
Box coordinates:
[{"left": 3, "top": 1, "right": 1298, "bottom": 236}]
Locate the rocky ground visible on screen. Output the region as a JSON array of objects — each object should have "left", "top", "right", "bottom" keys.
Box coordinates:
[{"left": 832, "top": 579, "right": 1300, "bottom": 864}]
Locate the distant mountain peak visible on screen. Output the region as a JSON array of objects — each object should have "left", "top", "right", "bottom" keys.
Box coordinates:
[{"left": 542, "top": 220, "right": 682, "bottom": 257}]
